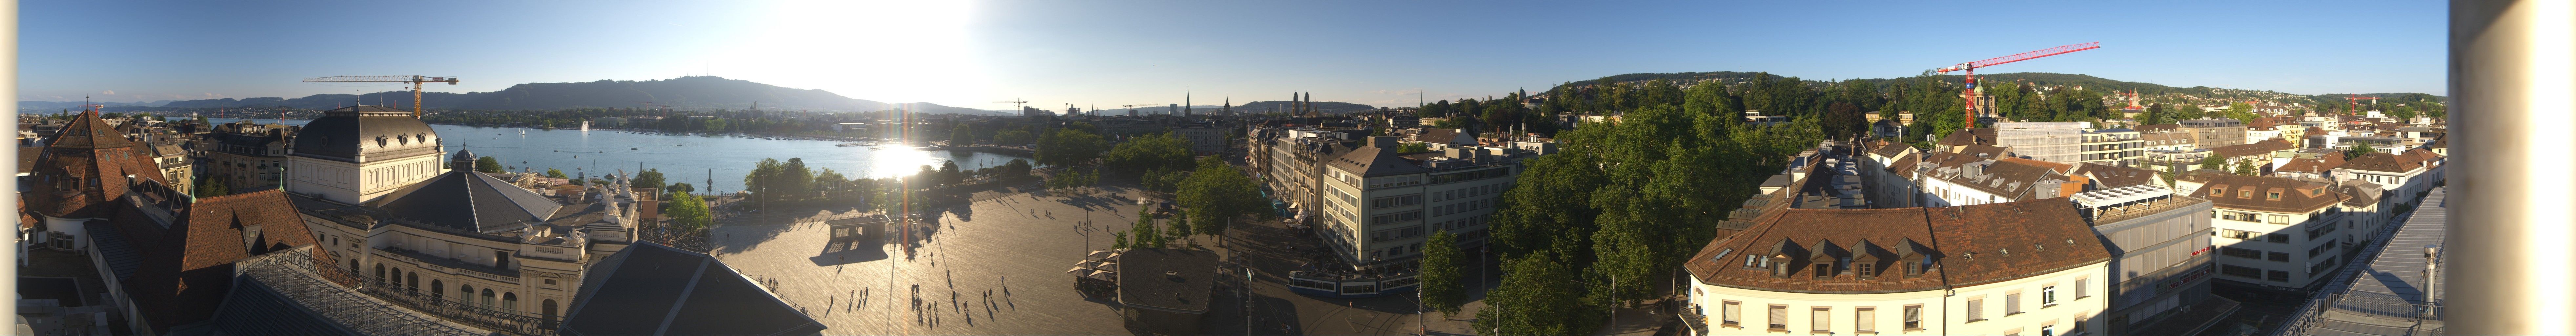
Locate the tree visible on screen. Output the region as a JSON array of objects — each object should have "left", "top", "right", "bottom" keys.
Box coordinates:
[
  {"left": 1420, "top": 230, "right": 1465, "bottom": 316},
  {"left": 665, "top": 182, "right": 696, "bottom": 195},
  {"left": 2234, "top": 158, "right": 2258, "bottom": 176},
  {"left": 2198, "top": 155, "right": 2226, "bottom": 172},
  {"left": 1177, "top": 156, "right": 1264, "bottom": 238},
  {"left": 1474, "top": 252, "right": 1595, "bottom": 336},
  {"left": 475, "top": 157, "right": 506, "bottom": 174},
  {"left": 195, "top": 178, "right": 233, "bottom": 198},
  {"left": 1129, "top": 208, "right": 1164, "bottom": 249},
  {"left": 993, "top": 130, "right": 1035, "bottom": 145},
  {"left": 937, "top": 160, "right": 963, "bottom": 186},
  {"left": 1168, "top": 209, "right": 1193, "bottom": 245},
  {"left": 545, "top": 168, "right": 567, "bottom": 179},
  {"left": 949, "top": 124, "right": 976, "bottom": 146},
  {"left": 1036, "top": 129, "right": 1107, "bottom": 167},
  {"left": 2344, "top": 141, "right": 2379, "bottom": 159},
  {"left": 1001, "top": 159, "right": 1034, "bottom": 179},
  {"left": 1397, "top": 142, "right": 1431, "bottom": 154},
  {"left": 664, "top": 191, "right": 714, "bottom": 230},
  {"left": 1102, "top": 132, "right": 1194, "bottom": 177},
  {"left": 633, "top": 169, "right": 667, "bottom": 191}
]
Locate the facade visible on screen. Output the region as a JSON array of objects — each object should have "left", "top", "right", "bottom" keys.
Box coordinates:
[
  {"left": 1316, "top": 136, "right": 1522, "bottom": 269},
  {"left": 145, "top": 141, "right": 194, "bottom": 196},
  {"left": 298, "top": 151, "right": 655, "bottom": 326},
  {"left": 2332, "top": 149, "right": 2444, "bottom": 206},
  {"left": 2078, "top": 128, "right": 2143, "bottom": 167},
  {"left": 2069, "top": 185, "right": 2219, "bottom": 332},
  {"left": 2177, "top": 118, "right": 2247, "bottom": 148},
  {"left": 200, "top": 121, "right": 297, "bottom": 192},
  {"left": 26, "top": 109, "right": 171, "bottom": 252},
  {"left": 286, "top": 105, "right": 448, "bottom": 204},
  {"left": 1912, "top": 158, "right": 2072, "bottom": 207},
  {"left": 1259, "top": 128, "right": 1361, "bottom": 225},
  {"left": 1679, "top": 199, "right": 2112, "bottom": 336},
  {"left": 2184, "top": 174, "right": 2358, "bottom": 289},
  {"left": 1992, "top": 122, "right": 2085, "bottom": 164},
  {"left": 2206, "top": 139, "right": 2298, "bottom": 174},
  {"left": 1174, "top": 123, "right": 1228, "bottom": 156}
]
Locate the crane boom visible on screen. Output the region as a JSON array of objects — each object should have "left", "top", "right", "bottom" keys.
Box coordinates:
[
  {"left": 1932, "top": 42, "right": 2099, "bottom": 130},
  {"left": 302, "top": 75, "right": 460, "bottom": 118}
]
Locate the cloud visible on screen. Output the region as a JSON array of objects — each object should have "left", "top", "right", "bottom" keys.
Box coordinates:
[{"left": 100, "top": 90, "right": 114, "bottom": 95}]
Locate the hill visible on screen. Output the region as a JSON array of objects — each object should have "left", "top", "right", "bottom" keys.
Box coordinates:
[
  {"left": 145, "top": 76, "right": 996, "bottom": 113},
  {"left": 1231, "top": 100, "right": 1377, "bottom": 114},
  {"left": 1547, "top": 72, "right": 2443, "bottom": 107}
]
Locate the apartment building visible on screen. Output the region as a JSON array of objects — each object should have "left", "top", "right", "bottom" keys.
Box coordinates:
[
  {"left": 2184, "top": 175, "right": 2366, "bottom": 290},
  {"left": 2178, "top": 118, "right": 2247, "bottom": 148},
  {"left": 1679, "top": 199, "right": 2111, "bottom": 336},
  {"left": 1993, "top": 122, "right": 2085, "bottom": 164},
  {"left": 2070, "top": 185, "right": 2219, "bottom": 332},
  {"left": 1316, "top": 136, "right": 1523, "bottom": 269},
  {"left": 2078, "top": 128, "right": 2144, "bottom": 167}
]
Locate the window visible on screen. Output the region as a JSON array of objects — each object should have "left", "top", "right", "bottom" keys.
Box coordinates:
[
  {"left": 2267, "top": 270, "right": 2291, "bottom": 282},
  {"left": 2041, "top": 324, "right": 2056, "bottom": 336},
  {"left": 1768, "top": 305, "right": 1790, "bottom": 330},
  {"left": 2268, "top": 234, "right": 2291, "bottom": 243},
  {"left": 1902, "top": 305, "right": 1923, "bottom": 330},
  {"left": 1722, "top": 301, "right": 1742, "bottom": 326},
  {"left": 2222, "top": 265, "right": 2264, "bottom": 279},
  {"left": 1812, "top": 307, "right": 1831, "bottom": 332},
  {"left": 1966, "top": 298, "right": 1985, "bottom": 322},
  {"left": 2041, "top": 286, "right": 2059, "bottom": 306},
  {"left": 2221, "top": 247, "right": 2264, "bottom": 259},
  {"left": 2209, "top": 187, "right": 2224, "bottom": 196},
  {"left": 1856, "top": 307, "right": 1877, "bottom": 333},
  {"left": 2268, "top": 252, "right": 2290, "bottom": 262},
  {"left": 2267, "top": 192, "right": 2282, "bottom": 200},
  {"left": 2269, "top": 214, "right": 2291, "bottom": 223},
  {"left": 2005, "top": 292, "right": 2024, "bottom": 315},
  {"left": 2075, "top": 278, "right": 2089, "bottom": 299},
  {"left": 2220, "top": 229, "right": 2262, "bottom": 240},
  {"left": 1855, "top": 262, "right": 1876, "bottom": 278}
]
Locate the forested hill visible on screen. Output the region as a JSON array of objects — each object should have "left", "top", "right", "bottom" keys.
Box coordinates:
[
  {"left": 148, "top": 76, "right": 1003, "bottom": 113},
  {"left": 1548, "top": 72, "right": 2443, "bottom": 107}
]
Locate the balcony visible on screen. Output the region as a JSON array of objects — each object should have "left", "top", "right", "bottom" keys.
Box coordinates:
[{"left": 378, "top": 246, "right": 521, "bottom": 278}]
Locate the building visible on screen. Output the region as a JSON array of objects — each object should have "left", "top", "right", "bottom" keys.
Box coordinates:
[
  {"left": 2078, "top": 128, "right": 2144, "bottom": 167},
  {"left": 200, "top": 121, "right": 297, "bottom": 192},
  {"left": 286, "top": 105, "right": 447, "bottom": 204},
  {"left": 296, "top": 150, "right": 655, "bottom": 328},
  {"left": 1992, "top": 122, "right": 2085, "bottom": 164},
  {"left": 2178, "top": 118, "right": 2247, "bottom": 148},
  {"left": 2069, "top": 185, "right": 2220, "bottom": 332},
  {"left": 1258, "top": 128, "right": 1363, "bottom": 226},
  {"left": 1316, "top": 136, "right": 1524, "bottom": 269},
  {"left": 559, "top": 241, "right": 826, "bottom": 336},
  {"left": 1114, "top": 248, "right": 1220, "bottom": 335},
  {"left": 144, "top": 141, "right": 193, "bottom": 195},
  {"left": 2071, "top": 163, "right": 2162, "bottom": 190},
  {"left": 2272, "top": 156, "right": 2345, "bottom": 181},
  {"left": 2184, "top": 174, "right": 2362, "bottom": 289},
  {"left": 1678, "top": 199, "right": 2111, "bottom": 336},
  {"left": 25, "top": 109, "right": 171, "bottom": 253},
  {"left": 2205, "top": 139, "right": 2298, "bottom": 174},
  {"left": 1911, "top": 158, "right": 2073, "bottom": 207},
  {"left": 1174, "top": 122, "right": 1228, "bottom": 156},
  {"left": 1933, "top": 128, "right": 1997, "bottom": 153},
  {"left": 2331, "top": 149, "right": 2444, "bottom": 206}
]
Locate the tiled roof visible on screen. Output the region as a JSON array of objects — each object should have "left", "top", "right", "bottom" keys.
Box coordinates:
[
  {"left": 1929, "top": 159, "right": 2068, "bottom": 201},
  {"left": 1869, "top": 141, "right": 1915, "bottom": 158},
  {"left": 1326, "top": 145, "right": 1427, "bottom": 177},
  {"left": 28, "top": 109, "right": 170, "bottom": 219},
  {"left": 563, "top": 241, "right": 826, "bottom": 336},
  {"left": 368, "top": 169, "right": 567, "bottom": 234},
  {"left": 1998, "top": 157, "right": 2074, "bottom": 174},
  {"left": 2338, "top": 151, "right": 2423, "bottom": 173},
  {"left": 2276, "top": 156, "right": 2346, "bottom": 174},
  {"left": 1957, "top": 144, "right": 2012, "bottom": 160},
  {"left": 1684, "top": 199, "right": 2111, "bottom": 293},
  {"left": 1937, "top": 128, "right": 1996, "bottom": 146},
  {"left": 112, "top": 188, "right": 323, "bottom": 333},
  {"left": 289, "top": 105, "right": 440, "bottom": 164},
  {"left": 2073, "top": 163, "right": 2160, "bottom": 188},
  {"left": 2194, "top": 175, "right": 2347, "bottom": 214}
]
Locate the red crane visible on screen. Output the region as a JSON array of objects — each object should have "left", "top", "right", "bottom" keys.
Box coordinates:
[
  {"left": 1936, "top": 42, "right": 2101, "bottom": 129},
  {"left": 2342, "top": 94, "right": 2381, "bottom": 115}
]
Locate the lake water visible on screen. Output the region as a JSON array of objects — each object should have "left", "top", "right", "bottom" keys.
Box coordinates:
[{"left": 235, "top": 119, "right": 1030, "bottom": 193}]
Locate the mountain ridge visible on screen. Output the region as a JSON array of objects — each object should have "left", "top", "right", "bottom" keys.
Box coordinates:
[{"left": 92, "top": 76, "right": 1009, "bottom": 114}]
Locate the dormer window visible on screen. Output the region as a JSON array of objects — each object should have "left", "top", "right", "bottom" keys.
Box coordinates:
[
  {"left": 2211, "top": 187, "right": 2225, "bottom": 196},
  {"left": 2268, "top": 192, "right": 2282, "bottom": 200}
]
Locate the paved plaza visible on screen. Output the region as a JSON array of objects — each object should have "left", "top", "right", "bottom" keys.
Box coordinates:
[{"left": 701, "top": 183, "right": 1511, "bottom": 335}]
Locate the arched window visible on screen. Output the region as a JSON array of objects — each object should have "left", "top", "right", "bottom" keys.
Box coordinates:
[
  {"left": 431, "top": 280, "right": 445, "bottom": 300},
  {"left": 348, "top": 259, "right": 359, "bottom": 274},
  {"left": 503, "top": 292, "right": 519, "bottom": 312},
  {"left": 374, "top": 264, "right": 386, "bottom": 281},
  {"left": 542, "top": 299, "right": 559, "bottom": 321},
  {"left": 389, "top": 268, "right": 401, "bottom": 283},
  {"left": 459, "top": 284, "right": 473, "bottom": 304},
  {"left": 481, "top": 288, "right": 497, "bottom": 309},
  {"left": 406, "top": 273, "right": 420, "bottom": 293}
]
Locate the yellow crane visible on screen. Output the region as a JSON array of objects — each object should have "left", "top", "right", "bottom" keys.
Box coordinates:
[
  {"left": 993, "top": 98, "right": 1030, "bottom": 111},
  {"left": 302, "top": 75, "right": 460, "bottom": 117}
]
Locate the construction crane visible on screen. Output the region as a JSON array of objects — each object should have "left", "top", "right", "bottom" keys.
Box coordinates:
[
  {"left": 1120, "top": 104, "right": 1161, "bottom": 115},
  {"left": 993, "top": 98, "right": 1030, "bottom": 112},
  {"left": 1935, "top": 42, "right": 2100, "bottom": 130},
  {"left": 302, "top": 75, "right": 460, "bottom": 118}
]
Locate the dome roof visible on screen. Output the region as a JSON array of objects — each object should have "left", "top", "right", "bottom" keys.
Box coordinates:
[{"left": 289, "top": 105, "right": 440, "bottom": 163}]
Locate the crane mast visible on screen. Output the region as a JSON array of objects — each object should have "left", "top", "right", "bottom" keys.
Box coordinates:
[
  {"left": 302, "top": 75, "right": 460, "bottom": 118},
  {"left": 1935, "top": 42, "right": 2099, "bottom": 130}
]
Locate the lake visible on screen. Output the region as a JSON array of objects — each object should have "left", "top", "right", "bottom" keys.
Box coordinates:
[{"left": 233, "top": 119, "right": 1030, "bottom": 194}]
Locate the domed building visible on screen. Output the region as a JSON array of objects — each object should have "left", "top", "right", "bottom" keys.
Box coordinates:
[{"left": 286, "top": 105, "right": 446, "bottom": 204}]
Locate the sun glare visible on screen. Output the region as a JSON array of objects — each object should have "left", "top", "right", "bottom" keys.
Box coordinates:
[{"left": 716, "top": 0, "right": 988, "bottom": 107}]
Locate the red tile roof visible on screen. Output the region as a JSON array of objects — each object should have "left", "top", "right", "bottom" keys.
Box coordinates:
[
  {"left": 2274, "top": 156, "right": 2345, "bottom": 174},
  {"left": 108, "top": 189, "right": 321, "bottom": 333},
  {"left": 1684, "top": 199, "right": 2111, "bottom": 293},
  {"left": 27, "top": 109, "right": 169, "bottom": 219},
  {"left": 2193, "top": 175, "right": 2346, "bottom": 214}
]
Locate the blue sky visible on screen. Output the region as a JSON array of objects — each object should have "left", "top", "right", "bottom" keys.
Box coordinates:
[{"left": 20, "top": 1, "right": 2445, "bottom": 110}]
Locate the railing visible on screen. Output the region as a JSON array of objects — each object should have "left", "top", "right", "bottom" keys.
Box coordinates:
[{"left": 311, "top": 258, "right": 560, "bottom": 335}]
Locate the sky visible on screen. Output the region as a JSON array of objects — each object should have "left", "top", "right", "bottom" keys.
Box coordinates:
[{"left": 20, "top": 1, "right": 2446, "bottom": 110}]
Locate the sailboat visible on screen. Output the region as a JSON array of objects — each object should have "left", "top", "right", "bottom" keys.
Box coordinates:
[{"left": 520, "top": 129, "right": 528, "bottom": 136}]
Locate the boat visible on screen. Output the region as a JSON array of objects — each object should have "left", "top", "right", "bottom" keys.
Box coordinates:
[{"left": 837, "top": 143, "right": 867, "bottom": 147}]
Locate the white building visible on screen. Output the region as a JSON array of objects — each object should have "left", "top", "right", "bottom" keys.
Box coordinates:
[
  {"left": 1911, "top": 158, "right": 2072, "bottom": 207},
  {"left": 1992, "top": 122, "right": 2086, "bottom": 164},
  {"left": 1317, "top": 136, "right": 1525, "bottom": 269},
  {"left": 2180, "top": 174, "right": 2370, "bottom": 289},
  {"left": 1679, "top": 199, "right": 2111, "bottom": 336},
  {"left": 286, "top": 105, "right": 449, "bottom": 204}
]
